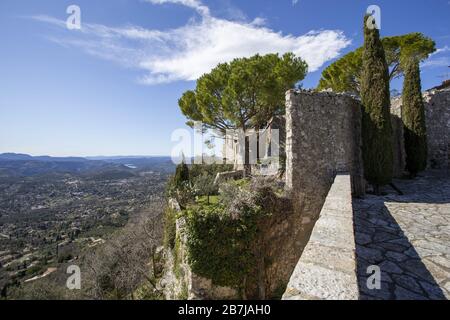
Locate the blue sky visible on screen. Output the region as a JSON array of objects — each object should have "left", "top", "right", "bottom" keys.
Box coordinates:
[{"left": 0, "top": 0, "right": 449, "bottom": 156}]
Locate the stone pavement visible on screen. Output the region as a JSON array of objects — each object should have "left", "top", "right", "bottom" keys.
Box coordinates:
[{"left": 354, "top": 171, "right": 450, "bottom": 300}]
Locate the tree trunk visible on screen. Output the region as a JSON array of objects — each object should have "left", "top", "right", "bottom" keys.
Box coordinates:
[{"left": 243, "top": 135, "right": 251, "bottom": 177}]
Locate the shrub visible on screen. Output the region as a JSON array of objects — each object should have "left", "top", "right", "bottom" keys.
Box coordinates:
[
  {"left": 173, "top": 160, "right": 190, "bottom": 189},
  {"left": 192, "top": 172, "right": 218, "bottom": 203},
  {"left": 184, "top": 204, "right": 259, "bottom": 288},
  {"left": 184, "top": 177, "right": 278, "bottom": 290},
  {"left": 163, "top": 207, "right": 177, "bottom": 249}
]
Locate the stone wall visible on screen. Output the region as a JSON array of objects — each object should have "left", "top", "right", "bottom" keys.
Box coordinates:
[
  {"left": 390, "top": 97, "right": 406, "bottom": 177},
  {"left": 282, "top": 174, "right": 358, "bottom": 300},
  {"left": 214, "top": 170, "right": 243, "bottom": 185},
  {"left": 285, "top": 89, "right": 363, "bottom": 239},
  {"left": 390, "top": 89, "right": 450, "bottom": 172},
  {"left": 423, "top": 89, "right": 450, "bottom": 170},
  {"left": 280, "top": 90, "right": 363, "bottom": 299}
]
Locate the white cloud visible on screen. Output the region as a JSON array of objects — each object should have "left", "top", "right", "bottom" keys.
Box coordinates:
[
  {"left": 431, "top": 45, "right": 450, "bottom": 56},
  {"left": 292, "top": 0, "right": 299, "bottom": 5},
  {"left": 422, "top": 46, "right": 450, "bottom": 69},
  {"left": 144, "top": 0, "right": 210, "bottom": 16},
  {"left": 32, "top": 0, "right": 351, "bottom": 85},
  {"left": 422, "top": 56, "right": 450, "bottom": 68}
]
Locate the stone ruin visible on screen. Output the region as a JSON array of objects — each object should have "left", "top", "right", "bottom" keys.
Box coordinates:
[
  {"left": 164, "top": 87, "right": 449, "bottom": 300},
  {"left": 282, "top": 87, "right": 449, "bottom": 299}
]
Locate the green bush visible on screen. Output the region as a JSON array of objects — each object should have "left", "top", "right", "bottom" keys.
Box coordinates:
[
  {"left": 163, "top": 207, "right": 177, "bottom": 249},
  {"left": 183, "top": 178, "right": 277, "bottom": 289},
  {"left": 184, "top": 204, "right": 259, "bottom": 287},
  {"left": 173, "top": 234, "right": 183, "bottom": 279},
  {"left": 189, "top": 163, "right": 234, "bottom": 180},
  {"left": 174, "top": 160, "right": 190, "bottom": 187}
]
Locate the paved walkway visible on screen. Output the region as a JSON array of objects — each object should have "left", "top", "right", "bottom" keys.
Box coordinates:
[{"left": 354, "top": 171, "right": 450, "bottom": 300}]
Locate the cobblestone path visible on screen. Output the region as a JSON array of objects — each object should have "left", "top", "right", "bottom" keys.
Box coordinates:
[{"left": 354, "top": 172, "right": 450, "bottom": 300}]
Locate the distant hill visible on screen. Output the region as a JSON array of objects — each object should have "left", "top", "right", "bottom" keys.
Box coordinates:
[
  {"left": 0, "top": 153, "right": 175, "bottom": 177},
  {"left": 0, "top": 153, "right": 88, "bottom": 162},
  {"left": 0, "top": 153, "right": 35, "bottom": 161}
]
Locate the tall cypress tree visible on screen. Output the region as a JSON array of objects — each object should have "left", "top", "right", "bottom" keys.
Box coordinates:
[
  {"left": 360, "top": 15, "right": 393, "bottom": 191},
  {"left": 402, "top": 57, "right": 427, "bottom": 177},
  {"left": 174, "top": 158, "right": 190, "bottom": 187}
]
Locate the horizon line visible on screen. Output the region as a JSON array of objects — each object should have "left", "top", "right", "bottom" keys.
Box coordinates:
[{"left": 0, "top": 152, "right": 172, "bottom": 158}]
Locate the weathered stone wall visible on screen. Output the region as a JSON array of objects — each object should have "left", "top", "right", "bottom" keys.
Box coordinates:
[
  {"left": 423, "top": 89, "right": 450, "bottom": 170},
  {"left": 390, "top": 97, "right": 406, "bottom": 177},
  {"left": 251, "top": 194, "right": 297, "bottom": 299},
  {"left": 390, "top": 89, "right": 450, "bottom": 172},
  {"left": 214, "top": 170, "right": 243, "bottom": 185},
  {"left": 282, "top": 174, "right": 358, "bottom": 300},
  {"left": 281, "top": 90, "right": 363, "bottom": 298},
  {"left": 285, "top": 89, "right": 364, "bottom": 233}
]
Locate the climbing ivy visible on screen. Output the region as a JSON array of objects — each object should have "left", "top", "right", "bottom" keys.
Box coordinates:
[
  {"left": 183, "top": 179, "right": 278, "bottom": 290},
  {"left": 163, "top": 207, "right": 177, "bottom": 249},
  {"left": 184, "top": 204, "right": 261, "bottom": 288}
]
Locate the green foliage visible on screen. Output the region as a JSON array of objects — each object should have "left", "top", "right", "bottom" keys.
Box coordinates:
[
  {"left": 174, "top": 160, "right": 190, "bottom": 188},
  {"left": 178, "top": 280, "right": 188, "bottom": 300},
  {"left": 183, "top": 178, "right": 278, "bottom": 290},
  {"left": 318, "top": 33, "right": 436, "bottom": 93},
  {"left": 196, "top": 195, "right": 219, "bottom": 205},
  {"left": 192, "top": 172, "right": 217, "bottom": 203},
  {"left": 402, "top": 57, "right": 428, "bottom": 176},
  {"left": 179, "top": 53, "right": 308, "bottom": 133},
  {"left": 173, "top": 234, "right": 183, "bottom": 279},
  {"left": 189, "top": 163, "right": 233, "bottom": 180},
  {"left": 360, "top": 15, "right": 394, "bottom": 187},
  {"left": 184, "top": 204, "right": 260, "bottom": 288},
  {"left": 318, "top": 49, "right": 363, "bottom": 93},
  {"left": 163, "top": 207, "right": 177, "bottom": 249},
  {"left": 218, "top": 178, "right": 250, "bottom": 206},
  {"left": 167, "top": 163, "right": 232, "bottom": 207}
]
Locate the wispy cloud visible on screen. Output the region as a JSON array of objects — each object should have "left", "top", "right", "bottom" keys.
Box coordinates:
[
  {"left": 430, "top": 45, "right": 450, "bottom": 56},
  {"left": 144, "top": 0, "right": 210, "bottom": 17},
  {"left": 32, "top": 0, "right": 351, "bottom": 85},
  {"left": 422, "top": 46, "right": 450, "bottom": 68},
  {"left": 422, "top": 56, "right": 450, "bottom": 68}
]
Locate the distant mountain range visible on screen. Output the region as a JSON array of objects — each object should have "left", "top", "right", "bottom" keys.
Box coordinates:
[
  {"left": 0, "top": 153, "right": 175, "bottom": 178},
  {"left": 0, "top": 153, "right": 89, "bottom": 162}
]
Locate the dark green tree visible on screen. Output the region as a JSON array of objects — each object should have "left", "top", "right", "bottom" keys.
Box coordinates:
[
  {"left": 360, "top": 16, "right": 394, "bottom": 191},
  {"left": 174, "top": 158, "right": 189, "bottom": 188},
  {"left": 179, "top": 53, "right": 307, "bottom": 133},
  {"left": 318, "top": 33, "right": 435, "bottom": 94},
  {"left": 401, "top": 57, "right": 428, "bottom": 177},
  {"left": 179, "top": 53, "right": 307, "bottom": 174}
]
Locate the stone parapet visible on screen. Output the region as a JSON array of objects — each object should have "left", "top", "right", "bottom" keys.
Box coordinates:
[{"left": 282, "top": 174, "right": 358, "bottom": 300}]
